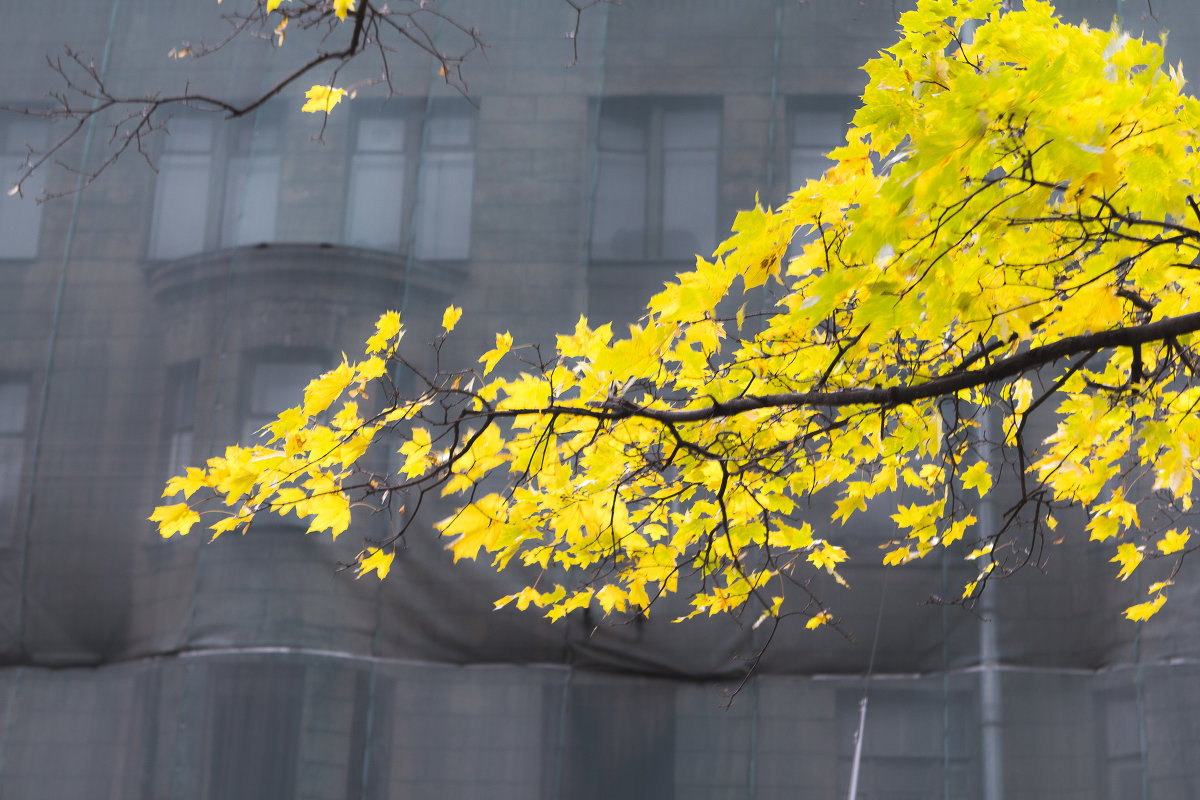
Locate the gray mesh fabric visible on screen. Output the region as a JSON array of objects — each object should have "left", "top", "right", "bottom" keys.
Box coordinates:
[{"left": 1, "top": 1, "right": 1199, "bottom": 797}]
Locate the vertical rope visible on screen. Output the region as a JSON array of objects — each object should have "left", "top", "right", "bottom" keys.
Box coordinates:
[
  {"left": 847, "top": 566, "right": 889, "bottom": 800},
  {"left": 941, "top": 549, "right": 951, "bottom": 800},
  {"left": 579, "top": 2, "right": 612, "bottom": 316},
  {"left": 14, "top": 0, "right": 125, "bottom": 659},
  {"left": 764, "top": 0, "right": 784, "bottom": 202}
]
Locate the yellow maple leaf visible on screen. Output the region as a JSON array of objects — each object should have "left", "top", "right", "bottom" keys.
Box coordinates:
[
  {"left": 331, "top": 400, "right": 361, "bottom": 432},
  {"left": 304, "top": 491, "right": 352, "bottom": 538},
  {"left": 806, "top": 610, "right": 833, "bottom": 630},
  {"left": 356, "top": 355, "right": 387, "bottom": 382},
  {"left": 965, "top": 542, "right": 993, "bottom": 561},
  {"left": 209, "top": 513, "right": 250, "bottom": 539},
  {"left": 149, "top": 503, "right": 201, "bottom": 538},
  {"left": 303, "top": 362, "right": 354, "bottom": 416},
  {"left": 266, "top": 406, "right": 307, "bottom": 443},
  {"left": 356, "top": 547, "right": 394, "bottom": 580},
  {"left": 333, "top": 0, "right": 355, "bottom": 20},
  {"left": 961, "top": 460, "right": 993, "bottom": 496},
  {"left": 398, "top": 427, "right": 432, "bottom": 478},
  {"left": 439, "top": 494, "right": 506, "bottom": 562},
  {"left": 301, "top": 85, "right": 347, "bottom": 114},
  {"left": 1110, "top": 542, "right": 1143, "bottom": 582},
  {"left": 266, "top": 0, "right": 288, "bottom": 11},
  {"left": 1124, "top": 593, "right": 1167, "bottom": 622},
  {"left": 442, "top": 304, "right": 463, "bottom": 332},
  {"left": 365, "top": 311, "right": 403, "bottom": 353},
  {"left": 163, "top": 466, "right": 210, "bottom": 499},
  {"left": 882, "top": 547, "right": 911, "bottom": 566},
  {"left": 596, "top": 584, "right": 629, "bottom": 615},
  {"left": 1156, "top": 528, "right": 1190, "bottom": 555},
  {"left": 479, "top": 331, "right": 513, "bottom": 376},
  {"left": 808, "top": 542, "right": 848, "bottom": 573}
]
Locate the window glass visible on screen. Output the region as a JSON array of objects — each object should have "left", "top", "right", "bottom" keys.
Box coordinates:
[
  {"left": 661, "top": 109, "right": 718, "bottom": 259},
  {"left": 149, "top": 115, "right": 281, "bottom": 259},
  {"left": 414, "top": 113, "right": 475, "bottom": 260},
  {"left": 346, "top": 107, "right": 475, "bottom": 259},
  {"left": 590, "top": 100, "right": 718, "bottom": 261},
  {"left": 221, "top": 122, "right": 280, "bottom": 248},
  {"left": 592, "top": 111, "right": 648, "bottom": 260},
  {"left": 790, "top": 105, "right": 851, "bottom": 188},
  {"left": 0, "top": 121, "right": 47, "bottom": 259},
  {"left": 148, "top": 118, "right": 214, "bottom": 260},
  {"left": 244, "top": 359, "right": 325, "bottom": 442},
  {"left": 0, "top": 379, "right": 28, "bottom": 543},
  {"left": 164, "top": 362, "right": 198, "bottom": 479},
  {"left": 346, "top": 118, "right": 406, "bottom": 251}
]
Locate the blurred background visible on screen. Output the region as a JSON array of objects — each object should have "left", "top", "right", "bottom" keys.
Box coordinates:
[{"left": 0, "top": 1, "right": 1197, "bottom": 797}]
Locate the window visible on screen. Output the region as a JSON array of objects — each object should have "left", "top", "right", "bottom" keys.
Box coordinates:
[
  {"left": 148, "top": 115, "right": 280, "bottom": 260},
  {"left": 789, "top": 97, "right": 856, "bottom": 188},
  {"left": 221, "top": 122, "right": 281, "bottom": 249},
  {"left": 0, "top": 378, "right": 29, "bottom": 542},
  {"left": 590, "top": 99, "right": 720, "bottom": 261},
  {"left": 0, "top": 120, "right": 47, "bottom": 259},
  {"left": 345, "top": 103, "right": 475, "bottom": 259},
  {"left": 163, "top": 362, "right": 199, "bottom": 479},
  {"left": 243, "top": 356, "right": 326, "bottom": 442}
]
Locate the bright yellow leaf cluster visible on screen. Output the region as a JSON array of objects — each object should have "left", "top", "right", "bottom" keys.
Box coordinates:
[
  {"left": 151, "top": 310, "right": 443, "bottom": 543},
  {"left": 156, "top": 0, "right": 1200, "bottom": 629}
]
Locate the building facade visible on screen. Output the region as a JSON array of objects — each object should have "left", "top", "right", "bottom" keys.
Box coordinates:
[{"left": 0, "top": 0, "right": 1198, "bottom": 797}]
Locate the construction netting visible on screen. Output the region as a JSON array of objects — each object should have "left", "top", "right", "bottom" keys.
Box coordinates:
[{"left": 0, "top": 0, "right": 1198, "bottom": 797}]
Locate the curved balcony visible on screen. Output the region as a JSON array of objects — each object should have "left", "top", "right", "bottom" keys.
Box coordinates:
[{"left": 145, "top": 242, "right": 465, "bottom": 305}]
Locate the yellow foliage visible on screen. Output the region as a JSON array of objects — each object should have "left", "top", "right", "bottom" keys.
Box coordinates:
[
  {"left": 1157, "top": 529, "right": 1190, "bottom": 555},
  {"left": 806, "top": 611, "right": 833, "bottom": 630},
  {"left": 149, "top": 503, "right": 201, "bottom": 538},
  {"left": 478, "top": 331, "right": 513, "bottom": 376},
  {"left": 155, "top": 0, "right": 1200, "bottom": 629},
  {"left": 301, "top": 85, "right": 346, "bottom": 114},
  {"left": 1125, "top": 593, "right": 1167, "bottom": 622},
  {"left": 1110, "top": 543, "right": 1143, "bottom": 582},
  {"left": 356, "top": 547, "right": 394, "bottom": 579},
  {"left": 441, "top": 305, "right": 463, "bottom": 333}
]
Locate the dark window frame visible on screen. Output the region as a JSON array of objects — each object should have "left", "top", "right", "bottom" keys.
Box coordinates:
[
  {"left": 787, "top": 95, "right": 858, "bottom": 190},
  {"left": 0, "top": 373, "right": 30, "bottom": 546},
  {"left": 343, "top": 99, "right": 477, "bottom": 260},
  {"left": 0, "top": 118, "right": 48, "bottom": 260},
  {"left": 146, "top": 108, "right": 283, "bottom": 260},
  {"left": 239, "top": 349, "right": 330, "bottom": 445},
  {"left": 589, "top": 96, "right": 722, "bottom": 263}
]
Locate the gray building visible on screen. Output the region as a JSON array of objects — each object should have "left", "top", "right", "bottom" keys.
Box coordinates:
[{"left": 0, "top": 0, "right": 1198, "bottom": 797}]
